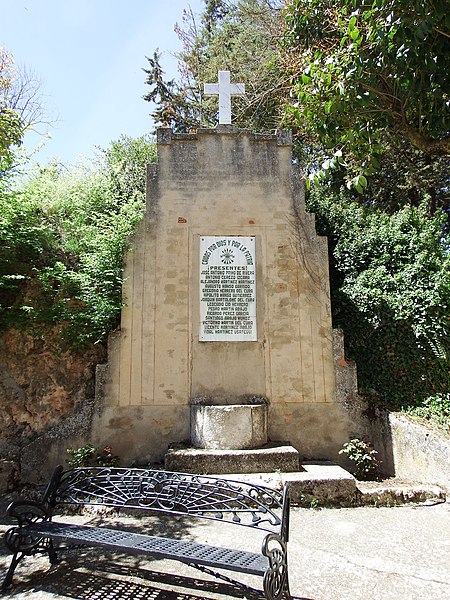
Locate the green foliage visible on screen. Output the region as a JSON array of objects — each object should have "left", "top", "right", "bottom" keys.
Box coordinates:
[
  {"left": 406, "top": 394, "right": 450, "bottom": 434},
  {"left": 284, "top": 0, "right": 450, "bottom": 417},
  {"left": 307, "top": 186, "right": 450, "bottom": 408},
  {"left": 0, "top": 107, "right": 23, "bottom": 172},
  {"left": 339, "top": 437, "right": 382, "bottom": 480},
  {"left": 283, "top": 0, "right": 450, "bottom": 189},
  {"left": 0, "top": 48, "right": 24, "bottom": 175},
  {"left": 66, "top": 444, "right": 120, "bottom": 468},
  {"left": 297, "top": 494, "right": 321, "bottom": 508},
  {"left": 0, "top": 135, "right": 156, "bottom": 347},
  {"left": 362, "top": 140, "right": 450, "bottom": 220},
  {"left": 143, "top": 51, "right": 201, "bottom": 132},
  {"left": 144, "top": 0, "right": 285, "bottom": 133},
  {"left": 102, "top": 135, "right": 157, "bottom": 201},
  {"left": 309, "top": 496, "right": 319, "bottom": 509}
]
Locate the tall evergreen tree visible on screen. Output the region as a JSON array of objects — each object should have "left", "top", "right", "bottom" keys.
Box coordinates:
[{"left": 143, "top": 0, "right": 286, "bottom": 133}]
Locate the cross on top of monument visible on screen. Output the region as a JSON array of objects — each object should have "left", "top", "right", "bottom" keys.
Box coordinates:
[{"left": 204, "top": 70, "right": 245, "bottom": 125}]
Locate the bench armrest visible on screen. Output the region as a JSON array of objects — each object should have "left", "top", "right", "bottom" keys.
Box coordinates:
[
  {"left": 262, "top": 533, "right": 290, "bottom": 599},
  {"left": 6, "top": 501, "right": 51, "bottom": 527}
]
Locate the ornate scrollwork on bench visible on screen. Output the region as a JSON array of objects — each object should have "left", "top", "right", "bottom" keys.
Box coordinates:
[
  {"left": 5, "top": 501, "right": 51, "bottom": 550},
  {"left": 3, "top": 466, "right": 292, "bottom": 599},
  {"left": 3, "top": 501, "right": 58, "bottom": 590},
  {"left": 51, "top": 467, "right": 284, "bottom": 532},
  {"left": 262, "top": 534, "right": 291, "bottom": 600}
]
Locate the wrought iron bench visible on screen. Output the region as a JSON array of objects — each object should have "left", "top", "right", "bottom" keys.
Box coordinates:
[{"left": 3, "top": 465, "right": 291, "bottom": 599}]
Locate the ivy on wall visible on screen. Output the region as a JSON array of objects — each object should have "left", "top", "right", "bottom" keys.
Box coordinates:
[{"left": 307, "top": 186, "right": 450, "bottom": 409}]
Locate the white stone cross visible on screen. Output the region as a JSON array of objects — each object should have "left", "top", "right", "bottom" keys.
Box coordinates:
[{"left": 204, "top": 70, "right": 245, "bottom": 125}]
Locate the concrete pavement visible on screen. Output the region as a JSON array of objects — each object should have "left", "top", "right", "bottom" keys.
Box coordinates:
[{"left": 1, "top": 497, "right": 449, "bottom": 600}]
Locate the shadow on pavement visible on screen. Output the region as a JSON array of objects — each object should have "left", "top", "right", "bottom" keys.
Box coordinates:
[{"left": 1, "top": 553, "right": 313, "bottom": 600}]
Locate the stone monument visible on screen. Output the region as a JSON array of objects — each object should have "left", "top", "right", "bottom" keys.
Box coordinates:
[{"left": 93, "top": 71, "right": 357, "bottom": 467}]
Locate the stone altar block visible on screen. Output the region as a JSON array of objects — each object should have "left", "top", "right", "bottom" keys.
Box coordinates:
[{"left": 93, "top": 126, "right": 354, "bottom": 465}]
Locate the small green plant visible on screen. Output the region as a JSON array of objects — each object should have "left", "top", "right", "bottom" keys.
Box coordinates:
[
  {"left": 66, "top": 444, "right": 119, "bottom": 468},
  {"left": 406, "top": 394, "right": 450, "bottom": 433},
  {"left": 309, "top": 496, "right": 319, "bottom": 509},
  {"left": 339, "top": 437, "right": 382, "bottom": 481},
  {"left": 298, "top": 494, "right": 321, "bottom": 509}
]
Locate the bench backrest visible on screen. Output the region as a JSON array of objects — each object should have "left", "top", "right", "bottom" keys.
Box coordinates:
[{"left": 44, "top": 466, "right": 289, "bottom": 536}]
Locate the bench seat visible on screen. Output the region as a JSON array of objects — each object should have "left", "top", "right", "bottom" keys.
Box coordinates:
[{"left": 22, "top": 521, "right": 269, "bottom": 575}]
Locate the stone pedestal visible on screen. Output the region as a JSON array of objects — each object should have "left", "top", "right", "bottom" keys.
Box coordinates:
[{"left": 191, "top": 403, "right": 267, "bottom": 450}]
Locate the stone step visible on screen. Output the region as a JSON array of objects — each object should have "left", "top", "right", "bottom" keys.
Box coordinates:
[
  {"left": 164, "top": 443, "right": 301, "bottom": 474},
  {"left": 162, "top": 457, "right": 446, "bottom": 507},
  {"left": 207, "top": 463, "right": 358, "bottom": 506},
  {"left": 201, "top": 466, "right": 446, "bottom": 507}
]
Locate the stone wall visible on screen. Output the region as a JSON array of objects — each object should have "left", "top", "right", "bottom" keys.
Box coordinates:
[
  {"left": 372, "top": 412, "right": 450, "bottom": 491},
  {"left": 0, "top": 327, "right": 105, "bottom": 485}
]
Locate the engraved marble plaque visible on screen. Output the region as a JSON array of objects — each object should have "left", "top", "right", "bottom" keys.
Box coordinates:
[{"left": 200, "top": 236, "right": 256, "bottom": 341}]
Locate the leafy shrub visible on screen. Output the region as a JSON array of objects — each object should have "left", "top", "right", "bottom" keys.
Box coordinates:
[
  {"left": 66, "top": 444, "right": 119, "bottom": 468},
  {"left": 0, "top": 135, "right": 156, "bottom": 347},
  {"left": 406, "top": 394, "right": 450, "bottom": 434},
  {"left": 339, "top": 437, "right": 382, "bottom": 480}
]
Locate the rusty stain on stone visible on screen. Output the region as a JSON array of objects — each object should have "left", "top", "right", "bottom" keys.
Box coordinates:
[
  {"left": 107, "top": 416, "right": 133, "bottom": 430},
  {"left": 339, "top": 354, "right": 350, "bottom": 367}
]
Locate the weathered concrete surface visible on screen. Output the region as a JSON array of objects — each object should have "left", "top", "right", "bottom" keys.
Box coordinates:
[
  {"left": 285, "top": 463, "right": 357, "bottom": 505},
  {"left": 1, "top": 495, "right": 449, "bottom": 600},
  {"left": 197, "top": 463, "right": 358, "bottom": 506},
  {"left": 287, "top": 501, "right": 450, "bottom": 600},
  {"left": 372, "top": 412, "right": 450, "bottom": 491},
  {"left": 357, "top": 480, "right": 446, "bottom": 506},
  {"left": 164, "top": 444, "right": 301, "bottom": 474}
]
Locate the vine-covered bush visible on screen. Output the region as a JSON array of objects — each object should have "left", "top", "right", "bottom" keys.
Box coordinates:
[
  {"left": 0, "top": 135, "right": 156, "bottom": 347},
  {"left": 307, "top": 186, "right": 450, "bottom": 410}
]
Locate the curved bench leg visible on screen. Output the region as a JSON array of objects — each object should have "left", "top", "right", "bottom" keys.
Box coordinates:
[
  {"left": 47, "top": 539, "right": 59, "bottom": 565},
  {"left": 2, "top": 542, "right": 58, "bottom": 590},
  {"left": 262, "top": 534, "right": 291, "bottom": 600},
  {"left": 2, "top": 552, "right": 23, "bottom": 590},
  {"left": 3, "top": 527, "right": 59, "bottom": 590}
]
